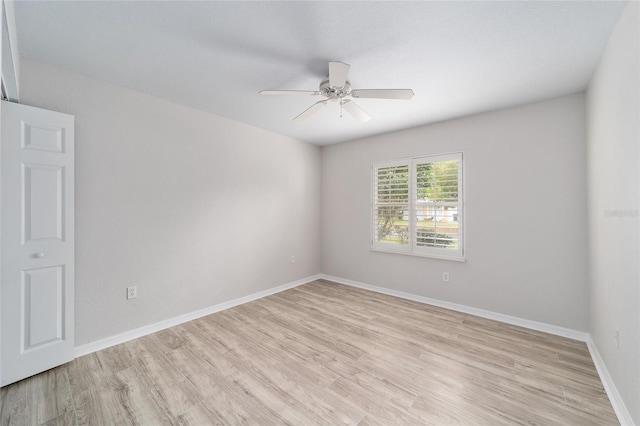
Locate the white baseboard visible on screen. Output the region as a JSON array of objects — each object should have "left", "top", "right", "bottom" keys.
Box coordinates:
[
  {"left": 319, "top": 274, "right": 589, "bottom": 342},
  {"left": 587, "top": 338, "right": 635, "bottom": 425},
  {"left": 74, "top": 274, "right": 321, "bottom": 358}
]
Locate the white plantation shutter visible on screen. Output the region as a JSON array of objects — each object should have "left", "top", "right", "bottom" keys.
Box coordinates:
[
  {"left": 372, "top": 153, "right": 464, "bottom": 260},
  {"left": 414, "top": 153, "right": 463, "bottom": 258},
  {"left": 372, "top": 160, "right": 410, "bottom": 251}
]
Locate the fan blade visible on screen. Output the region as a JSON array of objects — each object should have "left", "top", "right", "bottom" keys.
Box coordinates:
[
  {"left": 260, "top": 90, "right": 320, "bottom": 96},
  {"left": 329, "top": 61, "right": 350, "bottom": 88},
  {"left": 351, "top": 89, "right": 415, "bottom": 100},
  {"left": 342, "top": 100, "right": 371, "bottom": 122},
  {"left": 294, "top": 100, "right": 328, "bottom": 122}
]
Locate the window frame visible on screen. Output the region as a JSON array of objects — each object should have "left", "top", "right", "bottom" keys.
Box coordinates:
[{"left": 371, "top": 152, "right": 465, "bottom": 262}]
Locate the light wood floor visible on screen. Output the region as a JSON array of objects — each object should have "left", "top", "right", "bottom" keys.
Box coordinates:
[{"left": 1, "top": 280, "right": 618, "bottom": 425}]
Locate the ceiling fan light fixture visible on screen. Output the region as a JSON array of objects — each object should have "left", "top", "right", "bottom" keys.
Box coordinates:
[{"left": 319, "top": 79, "right": 351, "bottom": 100}]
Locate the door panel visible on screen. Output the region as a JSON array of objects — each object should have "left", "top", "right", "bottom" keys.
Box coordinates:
[
  {"left": 1, "top": 101, "right": 74, "bottom": 386},
  {"left": 22, "top": 122, "right": 65, "bottom": 153},
  {"left": 23, "top": 266, "right": 65, "bottom": 350},
  {"left": 23, "top": 163, "right": 64, "bottom": 243}
]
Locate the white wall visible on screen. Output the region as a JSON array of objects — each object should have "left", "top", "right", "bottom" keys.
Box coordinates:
[
  {"left": 587, "top": 1, "right": 640, "bottom": 423},
  {"left": 322, "top": 93, "right": 588, "bottom": 331},
  {"left": 19, "top": 59, "right": 322, "bottom": 346}
]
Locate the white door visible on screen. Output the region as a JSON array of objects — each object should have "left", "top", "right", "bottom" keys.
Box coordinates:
[{"left": 1, "top": 101, "right": 75, "bottom": 386}]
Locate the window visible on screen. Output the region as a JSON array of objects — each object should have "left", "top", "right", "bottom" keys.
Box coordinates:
[{"left": 372, "top": 153, "right": 464, "bottom": 261}]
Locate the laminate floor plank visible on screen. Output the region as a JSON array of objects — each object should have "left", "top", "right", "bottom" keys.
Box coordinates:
[
  {"left": 131, "top": 354, "right": 203, "bottom": 418},
  {"left": 410, "top": 392, "right": 512, "bottom": 426},
  {"left": 175, "top": 402, "right": 224, "bottom": 426},
  {"left": 327, "top": 377, "right": 423, "bottom": 425},
  {"left": 67, "top": 354, "right": 115, "bottom": 397},
  {"left": 235, "top": 330, "right": 340, "bottom": 389},
  {"left": 216, "top": 356, "right": 323, "bottom": 426},
  {"left": 112, "top": 366, "right": 173, "bottom": 425},
  {"left": 251, "top": 364, "right": 364, "bottom": 426},
  {"left": 0, "top": 280, "right": 619, "bottom": 425},
  {"left": 178, "top": 320, "right": 229, "bottom": 356},
  {"left": 190, "top": 379, "right": 281, "bottom": 425},
  {"left": 255, "top": 306, "right": 367, "bottom": 362},
  {"left": 28, "top": 367, "right": 75, "bottom": 425},
  {"left": 39, "top": 411, "right": 76, "bottom": 426},
  {"left": 355, "top": 351, "right": 467, "bottom": 399},
  {"left": 73, "top": 379, "right": 132, "bottom": 425},
  {"left": 0, "top": 367, "right": 76, "bottom": 426},
  {"left": 0, "top": 378, "right": 35, "bottom": 425}
]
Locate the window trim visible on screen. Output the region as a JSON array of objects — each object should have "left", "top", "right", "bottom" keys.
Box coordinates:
[{"left": 371, "top": 152, "right": 465, "bottom": 262}]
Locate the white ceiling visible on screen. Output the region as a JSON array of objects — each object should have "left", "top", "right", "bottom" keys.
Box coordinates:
[{"left": 14, "top": 1, "right": 625, "bottom": 145}]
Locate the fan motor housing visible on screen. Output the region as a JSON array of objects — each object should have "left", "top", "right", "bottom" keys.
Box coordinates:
[{"left": 320, "top": 79, "right": 351, "bottom": 100}]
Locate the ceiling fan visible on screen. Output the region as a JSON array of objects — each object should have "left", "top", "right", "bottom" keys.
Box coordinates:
[{"left": 260, "top": 61, "right": 414, "bottom": 122}]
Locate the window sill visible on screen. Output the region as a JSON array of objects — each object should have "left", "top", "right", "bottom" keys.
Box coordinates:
[{"left": 370, "top": 247, "right": 466, "bottom": 263}]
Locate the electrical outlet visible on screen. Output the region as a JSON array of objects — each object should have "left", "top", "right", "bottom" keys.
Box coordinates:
[
  {"left": 442, "top": 272, "right": 450, "bottom": 282},
  {"left": 127, "top": 286, "right": 137, "bottom": 300},
  {"left": 290, "top": 255, "right": 296, "bottom": 264},
  {"left": 614, "top": 328, "right": 620, "bottom": 349}
]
